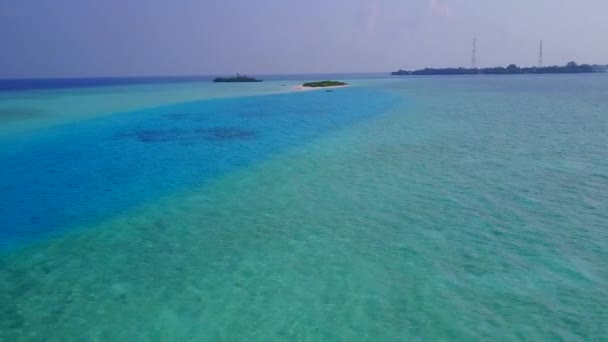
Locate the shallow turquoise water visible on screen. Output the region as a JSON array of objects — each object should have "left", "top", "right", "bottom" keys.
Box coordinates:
[{"left": 1, "top": 75, "right": 607, "bottom": 340}]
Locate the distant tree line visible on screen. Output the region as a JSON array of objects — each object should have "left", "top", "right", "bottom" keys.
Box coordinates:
[
  {"left": 302, "top": 80, "right": 347, "bottom": 87},
  {"left": 213, "top": 74, "right": 262, "bottom": 82},
  {"left": 391, "top": 62, "right": 608, "bottom": 76}
]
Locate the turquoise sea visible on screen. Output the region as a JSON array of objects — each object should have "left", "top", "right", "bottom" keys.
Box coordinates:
[{"left": 0, "top": 75, "right": 607, "bottom": 340}]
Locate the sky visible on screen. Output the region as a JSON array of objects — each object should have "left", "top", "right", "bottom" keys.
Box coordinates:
[{"left": 1, "top": 0, "right": 607, "bottom": 78}]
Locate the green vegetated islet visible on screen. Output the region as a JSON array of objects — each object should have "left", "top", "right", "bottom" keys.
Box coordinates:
[
  {"left": 213, "top": 74, "right": 262, "bottom": 83},
  {"left": 302, "top": 81, "right": 348, "bottom": 87}
]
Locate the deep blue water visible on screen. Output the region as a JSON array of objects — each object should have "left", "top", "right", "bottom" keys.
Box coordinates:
[
  {"left": 0, "top": 87, "right": 398, "bottom": 248},
  {"left": 0, "top": 76, "right": 216, "bottom": 91}
]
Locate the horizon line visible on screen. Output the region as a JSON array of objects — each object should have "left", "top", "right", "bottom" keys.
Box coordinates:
[{"left": 0, "top": 71, "right": 392, "bottom": 81}]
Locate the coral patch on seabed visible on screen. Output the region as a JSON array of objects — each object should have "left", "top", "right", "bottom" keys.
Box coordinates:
[
  {"left": 195, "top": 128, "right": 258, "bottom": 141},
  {"left": 115, "top": 129, "right": 187, "bottom": 143},
  {"left": 114, "top": 127, "right": 258, "bottom": 143}
]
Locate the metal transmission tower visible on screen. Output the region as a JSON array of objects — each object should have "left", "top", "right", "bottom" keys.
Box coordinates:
[
  {"left": 538, "top": 40, "right": 543, "bottom": 68},
  {"left": 471, "top": 38, "right": 477, "bottom": 69}
]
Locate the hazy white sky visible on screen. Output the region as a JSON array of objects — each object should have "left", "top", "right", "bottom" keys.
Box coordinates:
[{"left": 1, "top": 0, "right": 607, "bottom": 77}]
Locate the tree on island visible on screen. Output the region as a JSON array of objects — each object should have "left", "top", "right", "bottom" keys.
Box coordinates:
[{"left": 506, "top": 64, "right": 519, "bottom": 73}]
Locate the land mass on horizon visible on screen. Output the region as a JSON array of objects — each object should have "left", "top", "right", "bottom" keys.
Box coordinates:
[
  {"left": 391, "top": 62, "right": 608, "bottom": 76},
  {"left": 302, "top": 81, "right": 348, "bottom": 88},
  {"left": 213, "top": 74, "right": 262, "bottom": 83}
]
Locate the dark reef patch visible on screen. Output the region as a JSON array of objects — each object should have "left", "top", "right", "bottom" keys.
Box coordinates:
[
  {"left": 115, "top": 129, "right": 187, "bottom": 143},
  {"left": 114, "top": 127, "right": 258, "bottom": 143},
  {"left": 195, "top": 128, "right": 258, "bottom": 141}
]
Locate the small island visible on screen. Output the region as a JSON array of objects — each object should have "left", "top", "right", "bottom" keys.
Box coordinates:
[
  {"left": 302, "top": 80, "right": 347, "bottom": 88},
  {"left": 213, "top": 74, "right": 262, "bottom": 83}
]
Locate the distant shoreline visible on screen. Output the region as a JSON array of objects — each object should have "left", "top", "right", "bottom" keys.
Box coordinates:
[{"left": 392, "top": 62, "right": 608, "bottom": 76}]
